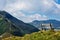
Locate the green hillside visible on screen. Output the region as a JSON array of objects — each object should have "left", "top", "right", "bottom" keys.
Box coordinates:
[
  {"left": 0, "top": 11, "right": 39, "bottom": 36},
  {"left": 0, "top": 16, "right": 16, "bottom": 35},
  {"left": 0, "top": 17, "right": 8, "bottom": 35},
  {"left": 2, "top": 30, "right": 60, "bottom": 40}
]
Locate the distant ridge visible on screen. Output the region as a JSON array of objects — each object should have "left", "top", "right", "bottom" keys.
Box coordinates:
[{"left": 29, "top": 20, "right": 60, "bottom": 29}]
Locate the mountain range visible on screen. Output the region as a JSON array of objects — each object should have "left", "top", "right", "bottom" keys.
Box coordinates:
[
  {"left": 29, "top": 20, "right": 60, "bottom": 30},
  {"left": 0, "top": 11, "right": 39, "bottom": 36},
  {"left": 0, "top": 11, "right": 60, "bottom": 36}
]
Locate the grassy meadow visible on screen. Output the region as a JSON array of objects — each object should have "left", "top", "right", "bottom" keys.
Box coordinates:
[{"left": 1, "top": 30, "right": 60, "bottom": 40}]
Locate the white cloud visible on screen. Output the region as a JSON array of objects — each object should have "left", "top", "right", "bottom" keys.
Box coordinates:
[
  {"left": 3, "top": 0, "right": 58, "bottom": 13},
  {"left": 12, "top": 12, "right": 25, "bottom": 17},
  {"left": 1, "top": 0, "right": 60, "bottom": 22},
  {"left": 53, "top": 8, "right": 60, "bottom": 14},
  {"left": 28, "top": 14, "right": 48, "bottom": 20},
  {"left": 55, "top": 3, "right": 60, "bottom": 8},
  {"left": 37, "top": 0, "right": 54, "bottom": 13},
  {"left": 16, "top": 13, "right": 49, "bottom": 23},
  {"left": 4, "top": 0, "right": 33, "bottom": 13},
  {"left": 4, "top": 2, "right": 27, "bottom": 12},
  {"left": 0, "top": 0, "right": 6, "bottom": 10},
  {"left": 9, "top": 11, "right": 48, "bottom": 23}
]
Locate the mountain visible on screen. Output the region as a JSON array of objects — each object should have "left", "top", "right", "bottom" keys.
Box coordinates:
[
  {"left": 0, "top": 11, "right": 39, "bottom": 36},
  {"left": 29, "top": 20, "right": 60, "bottom": 30}
]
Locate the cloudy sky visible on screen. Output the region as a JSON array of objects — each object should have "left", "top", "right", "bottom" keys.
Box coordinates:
[{"left": 0, "top": 0, "right": 60, "bottom": 23}]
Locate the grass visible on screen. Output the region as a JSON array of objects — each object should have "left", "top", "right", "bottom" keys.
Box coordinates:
[{"left": 1, "top": 30, "right": 60, "bottom": 40}]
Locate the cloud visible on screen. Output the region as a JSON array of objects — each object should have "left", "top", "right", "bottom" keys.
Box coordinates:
[
  {"left": 16, "top": 13, "right": 48, "bottom": 23},
  {"left": 39, "top": 0, "right": 54, "bottom": 12},
  {"left": 4, "top": 0, "right": 56, "bottom": 14},
  {"left": 0, "top": 0, "right": 6, "bottom": 10},
  {"left": 53, "top": 8, "right": 60, "bottom": 14},
  {"left": 0, "top": 0, "right": 60, "bottom": 22},
  {"left": 55, "top": 3, "right": 60, "bottom": 8},
  {"left": 9, "top": 10, "right": 48, "bottom": 23},
  {"left": 12, "top": 11, "right": 25, "bottom": 17},
  {"left": 4, "top": 0, "right": 33, "bottom": 13},
  {"left": 28, "top": 14, "right": 48, "bottom": 21},
  {"left": 4, "top": 0, "right": 54, "bottom": 13}
]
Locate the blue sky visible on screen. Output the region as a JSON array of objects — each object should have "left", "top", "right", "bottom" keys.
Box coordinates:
[
  {"left": 55, "top": 0, "right": 60, "bottom": 4},
  {"left": 0, "top": 0, "right": 60, "bottom": 23}
]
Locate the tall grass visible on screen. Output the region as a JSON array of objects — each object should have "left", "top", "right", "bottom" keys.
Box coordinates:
[{"left": 2, "top": 30, "right": 60, "bottom": 40}]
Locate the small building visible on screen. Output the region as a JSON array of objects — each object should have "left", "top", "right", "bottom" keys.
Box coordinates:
[{"left": 40, "top": 23, "right": 54, "bottom": 30}]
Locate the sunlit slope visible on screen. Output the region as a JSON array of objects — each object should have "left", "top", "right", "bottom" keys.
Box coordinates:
[{"left": 2, "top": 30, "right": 60, "bottom": 40}]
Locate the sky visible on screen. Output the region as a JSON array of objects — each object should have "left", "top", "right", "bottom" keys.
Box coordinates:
[{"left": 0, "top": 0, "right": 60, "bottom": 23}]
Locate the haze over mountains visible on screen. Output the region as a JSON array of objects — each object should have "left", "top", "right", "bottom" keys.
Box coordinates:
[{"left": 29, "top": 20, "right": 60, "bottom": 30}]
